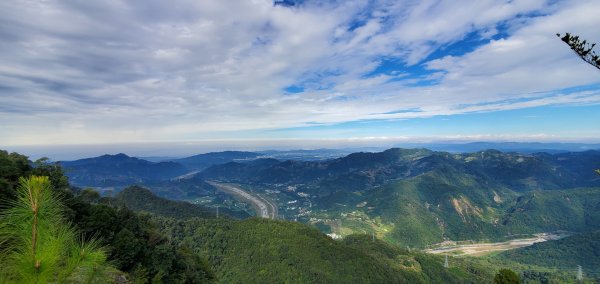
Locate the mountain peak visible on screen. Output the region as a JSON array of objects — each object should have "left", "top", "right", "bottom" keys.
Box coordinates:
[{"left": 98, "top": 153, "right": 131, "bottom": 159}]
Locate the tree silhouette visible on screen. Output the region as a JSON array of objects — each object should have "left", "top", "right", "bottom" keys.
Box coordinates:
[{"left": 557, "top": 33, "right": 600, "bottom": 70}]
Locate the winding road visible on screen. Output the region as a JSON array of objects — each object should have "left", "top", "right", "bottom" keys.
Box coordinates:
[{"left": 208, "top": 181, "right": 277, "bottom": 219}]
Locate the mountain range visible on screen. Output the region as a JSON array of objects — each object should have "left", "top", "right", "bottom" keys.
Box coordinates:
[
  {"left": 192, "top": 148, "right": 600, "bottom": 246},
  {"left": 197, "top": 148, "right": 600, "bottom": 191},
  {"left": 395, "top": 142, "right": 600, "bottom": 154},
  {"left": 58, "top": 147, "right": 600, "bottom": 248},
  {"left": 59, "top": 150, "right": 328, "bottom": 187},
  {"left": 5, "top": 146, "right": 600, "bottom": 282}
]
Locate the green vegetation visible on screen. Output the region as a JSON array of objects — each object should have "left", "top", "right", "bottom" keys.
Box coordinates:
[
  {"left": 115, "top": 185, "right": 248, "bottom": 220},
  {"left": 155, "top": 217, "right": 493, "bottom": 283},
  {"left": 341, "top": 234, "right": 494, "bottom": 282},
  {"left": 116, "top": 186, "right": 215, "bottom": 219},
  {"left": 0, "top": 150, "right": 68, "bottom": 205},
  {"left": 3, "top": 148, "right": 600, "bottom": 282},
  {"left": 337, "top": 176, "right": 600, "bottom": 248},
  {"left": 501, "top": 188, "right": 600, "bottom": 234},
  {"left": 1, "top": 151, "right": 215, "bottom": 283},
  {"left": 63, "top": 189, "right": 215, "bottom": 283},
  {"left": 195, "top": 148, "right": 600, "bottom": 248},
  {"left": 1, "top": 149, "right": 497, "bottom": 283},
  {"left": 494, "top": 269, "right": 521, "bottom": 284},
  {"left": 365, "top": 169, "right": 512, "bottom": 247},
  {"left": 497, "top": 231, "right": 600, "bottom": 274},
  {"left": 0, "top": 176, "right": 112, "bottom": 283}
]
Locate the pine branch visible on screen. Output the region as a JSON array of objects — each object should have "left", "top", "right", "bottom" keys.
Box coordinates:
[
  {"left": 557, "top": 33, "right": 600, "bottom": 70},
  {"left": 0, "top": 176, "right": 112, "bottom": 283}
]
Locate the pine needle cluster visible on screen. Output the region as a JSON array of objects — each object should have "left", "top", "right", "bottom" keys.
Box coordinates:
[{"left": 0, "top": 176, "right": 113, "bottom": 283}]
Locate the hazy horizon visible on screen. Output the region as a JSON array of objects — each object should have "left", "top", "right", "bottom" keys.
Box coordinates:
[{"left": 4, "top": 138, "right": 600, "bottom": 161}]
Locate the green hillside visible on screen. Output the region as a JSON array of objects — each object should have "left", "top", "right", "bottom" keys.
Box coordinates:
[
  {"left": 198, "top": 149, "right": 600, "bottom": 196},
  {"left": 365, "top": 169, "right": 513, "bottom": 246},
  {"left": 497, "top": 231, "right": 600, "bottom": 274},
  {"left": 501, "top": 188, "right": 600, "bottom": 234},
  {"left": 192, "top": 148, "right": 600, "bottom": 248},
  {"left": 115, "top": 185, "right": 250, "bottom": 219},
  {"left": 113, "top": 182, "right": 496, "bottom": 282},
  {"left": 2, "top": 149, "right": 502, "bottom": 283},
  {"left": 324, "top": 174, "right": 600, "bottom": 247},
  {"left": 156, "top": 217, "right": 494, "bottom": 283},
  {"left": 4, "top": 148, "right": 600, "bottom": 282},
  {"left": 0, "top": 150, "right": 216, "bottom": 283}
]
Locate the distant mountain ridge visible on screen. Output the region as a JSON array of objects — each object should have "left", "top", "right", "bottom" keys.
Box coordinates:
[
  {"left": 171, "top": 151, "right": 260, "bottom": 171},
  {"left": 197, "top": 148, "right": 600, "bottom": 192},
  {"left": 395, "top": 141, "right": 600, "bottom": 154},
  {"left": 60, "top": 151, "right": 264, "bottom": 187},
  {"left": 60, "top": 148, "right": 600, "bottom": 195},
  {"left": 60, "top": 153, "right": 188, "bottom": 186}
]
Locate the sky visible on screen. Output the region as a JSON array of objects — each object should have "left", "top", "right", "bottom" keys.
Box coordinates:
[{"left": 1, "top": 0, "right": 600, "bottom": 155}]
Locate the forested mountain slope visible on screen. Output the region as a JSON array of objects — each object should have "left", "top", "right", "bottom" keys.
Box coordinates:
[
  {"left": 155, "top": 217, "right": 493, "bottom": 283},
  {"left": 198, "top": 148, "right": 600, "bottom": 194},
  {"left": 365, "top": 174, "right": 600, "bottom": 246},
  {"left": 497, "top": 231, "right": 600, "bottom": 275},
  {"left": 195, "top": 148, "right": 600, "bottom": 247},
  {"left": 1, "top": 149, "right": 499, "bottom": 283},
  {"left": 116, "top": 185, "right": 251, "bottom": 220}
]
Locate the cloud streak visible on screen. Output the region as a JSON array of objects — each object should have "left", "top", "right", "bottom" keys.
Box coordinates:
[{"left": 0, "top": 0, "right": 599, "bottom": 145}]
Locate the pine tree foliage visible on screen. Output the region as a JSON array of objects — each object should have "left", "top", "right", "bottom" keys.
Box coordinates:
[
  {"left": 557, "top": 33, "right": 600, "bottom": 70},
  {"left": 0, "top": 176, "right": 112, "bottom": 283}
]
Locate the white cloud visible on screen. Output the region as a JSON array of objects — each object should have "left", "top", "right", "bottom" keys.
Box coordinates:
[{"left": 0, "top": 0, "right": 599, "bottom": 145}]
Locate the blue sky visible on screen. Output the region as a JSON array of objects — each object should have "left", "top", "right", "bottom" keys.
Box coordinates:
[
  {"left": 0, "top": 0, "right": 599, "bottom": 149},
  {"left": 268, "top": 104, "right": 600, "bottom": 141}
]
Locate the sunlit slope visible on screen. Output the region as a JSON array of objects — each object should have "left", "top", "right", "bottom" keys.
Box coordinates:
[{"left": 158, "top": 217, "right": 493, "bottom": 283}]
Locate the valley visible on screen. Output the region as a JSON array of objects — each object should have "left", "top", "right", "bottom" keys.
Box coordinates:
[
  {"left": 59, "top": 148, "right": 600, "bottom": 250},
  {"left": 3, "top": 147, "right": 600, "bottom": 282}
]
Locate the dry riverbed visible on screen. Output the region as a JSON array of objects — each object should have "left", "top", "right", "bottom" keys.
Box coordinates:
[{"left": 425, "top": 232, "right": 567, "bottom": 257}]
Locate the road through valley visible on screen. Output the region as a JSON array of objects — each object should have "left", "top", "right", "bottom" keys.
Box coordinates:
[{"left": 208, "top": 181, "right": 277, "bottom": 219}]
